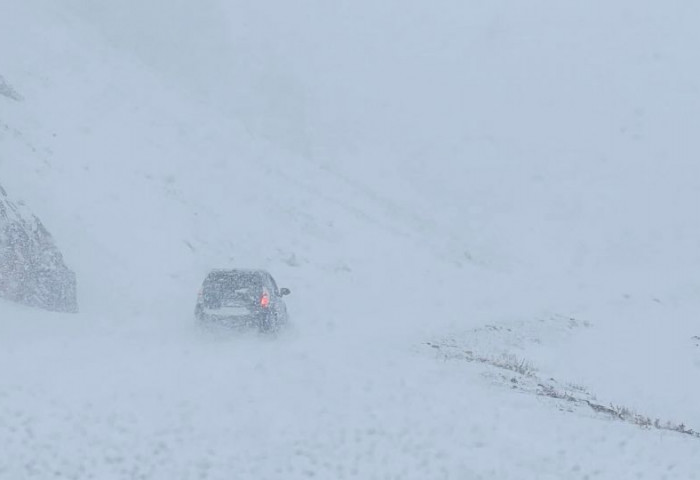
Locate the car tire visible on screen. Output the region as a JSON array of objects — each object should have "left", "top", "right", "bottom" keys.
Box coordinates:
[{"left": 258, "top": 312, "right": 275, "bottom": 333}]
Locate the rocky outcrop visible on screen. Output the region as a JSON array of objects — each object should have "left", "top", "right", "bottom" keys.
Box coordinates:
[
  {"left": 0, "top": 75, "right": 23, "bottom": 101},
  {"left": 0, "top": 184, "right": 77, "bottom": 312}
]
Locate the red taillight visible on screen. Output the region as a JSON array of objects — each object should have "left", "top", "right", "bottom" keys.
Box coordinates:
[{"left": 260, "top": 290, "right": 270, "bottom": 308}]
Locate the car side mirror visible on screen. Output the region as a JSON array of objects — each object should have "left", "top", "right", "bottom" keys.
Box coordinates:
[{"left": 280, "top": 287, "right": 291, "bottom": 296}]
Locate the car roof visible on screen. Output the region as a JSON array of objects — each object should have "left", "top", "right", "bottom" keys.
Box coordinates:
[
  {"left": 205, "top": 269, "right": 273, "bottom": 282},
  {"left": 207, "top": 268, "right": 270, "bottom": 275}
]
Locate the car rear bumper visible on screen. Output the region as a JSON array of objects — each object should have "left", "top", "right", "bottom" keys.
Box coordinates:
[
  {"left": 195, "top": 308, "right": 274, "bottom": 331},
  {"left": 198, "top": 312, "right": 261, "bottom": 328}
]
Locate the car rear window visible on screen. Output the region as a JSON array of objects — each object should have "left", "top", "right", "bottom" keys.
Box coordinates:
[{"left": 203, "top": 272, "right": 262, "bottom": 300}]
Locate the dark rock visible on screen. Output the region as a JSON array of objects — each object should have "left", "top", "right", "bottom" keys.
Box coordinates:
[
  {"left": 0, "top": 184, "right": 77, "bottom": 312},
  {"left": 0, "top": 75, "right": 23, "bottom": 101}
]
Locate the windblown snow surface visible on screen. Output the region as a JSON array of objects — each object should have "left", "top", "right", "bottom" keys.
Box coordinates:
[{"left": 2, "top": 1, "right": 700, "bottom": 478}]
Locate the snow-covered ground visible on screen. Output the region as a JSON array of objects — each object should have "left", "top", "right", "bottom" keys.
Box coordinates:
[{"left": 2, "top": 0, "right": 700, "bottom": 478}]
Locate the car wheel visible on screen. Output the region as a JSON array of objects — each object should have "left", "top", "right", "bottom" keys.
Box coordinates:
[{"left": 258, "top": 313, "right": 276, "bottom": 333}]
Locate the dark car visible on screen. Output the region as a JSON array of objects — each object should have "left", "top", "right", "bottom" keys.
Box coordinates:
[{"left": 195, "top": 269, "right": 290, "bottom": 332}]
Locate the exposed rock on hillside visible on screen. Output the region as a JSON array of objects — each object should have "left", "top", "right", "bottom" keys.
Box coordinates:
[
  {"left": 0, "top": 75, "right": 22, "bottom": 101},
  {"left": 0, "top": 184, "right": 77, "bottom": 312}
]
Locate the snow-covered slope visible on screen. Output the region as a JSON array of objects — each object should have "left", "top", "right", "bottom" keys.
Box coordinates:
[{"left": 2, "top": 0, "right": 700, "bottom": 478}]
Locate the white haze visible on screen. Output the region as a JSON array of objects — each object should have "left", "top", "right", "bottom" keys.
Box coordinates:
[{"left": 1, "top": 0, "right": 700, "bottom": 478}]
